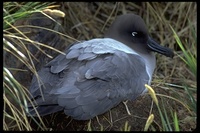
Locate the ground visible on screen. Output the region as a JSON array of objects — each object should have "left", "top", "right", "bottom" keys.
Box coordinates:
[{"left": 4, "top": 2, "right": 196, "bottom": 131}]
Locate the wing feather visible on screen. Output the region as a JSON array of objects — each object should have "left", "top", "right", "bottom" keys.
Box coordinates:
[{"left": 29, "top": 38, "right": 150, "bottom": 120}]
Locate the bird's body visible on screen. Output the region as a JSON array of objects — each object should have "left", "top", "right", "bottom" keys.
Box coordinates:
[{"left": 28, "top": 14, "right": 174, "bottom": 120}]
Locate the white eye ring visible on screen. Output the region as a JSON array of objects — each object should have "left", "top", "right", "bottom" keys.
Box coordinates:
[{"left": 132, "top": 32, "right": 138, "bottom": 36}]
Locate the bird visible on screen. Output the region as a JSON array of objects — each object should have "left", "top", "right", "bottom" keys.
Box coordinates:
[{"left": 28, "top": 13, "right": 174, "bottom": 120}]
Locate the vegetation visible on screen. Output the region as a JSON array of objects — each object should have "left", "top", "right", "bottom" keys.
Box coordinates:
[{"left": 3, "top": 2, "right": 196, "bottom": 131}]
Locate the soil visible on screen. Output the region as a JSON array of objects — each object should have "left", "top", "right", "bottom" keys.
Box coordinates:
[{"left": 5, "top": 2, "right": 196, "bottom": 131}]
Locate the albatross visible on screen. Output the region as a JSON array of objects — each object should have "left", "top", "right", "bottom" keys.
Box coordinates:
[{"left": 28, "top": 13, "right": 174, "bottom": 120}]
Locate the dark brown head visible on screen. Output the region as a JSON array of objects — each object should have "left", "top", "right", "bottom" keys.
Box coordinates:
[{"left": 104, "top": 14, "right": 174, "bottom": 58}]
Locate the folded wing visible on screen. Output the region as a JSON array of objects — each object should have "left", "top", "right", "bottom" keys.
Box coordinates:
[{"left": 29, "top": 38, "right": 149, "bottom": 120}]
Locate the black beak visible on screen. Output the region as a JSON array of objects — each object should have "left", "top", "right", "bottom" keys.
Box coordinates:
[{"left": 147, "top": 37, "right": 174, "bottom": 58}]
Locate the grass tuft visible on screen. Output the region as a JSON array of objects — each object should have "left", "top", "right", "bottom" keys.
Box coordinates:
[{"left": 4, "top": 2, "right": 196, "bottom": 131}]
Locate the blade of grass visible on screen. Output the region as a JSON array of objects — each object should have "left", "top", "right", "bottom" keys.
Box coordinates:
[
  {"left": 171, "top": 111, "right": 180, "bottom": 131},
  {"left": 3, "top": 2, "right": 55, "bottom": 130},
  {"left": 161, "top": 99, "right": 172, "bottom": 131},
  {"left": 170, "top": 25, "right": 196, "bottom": 76}
]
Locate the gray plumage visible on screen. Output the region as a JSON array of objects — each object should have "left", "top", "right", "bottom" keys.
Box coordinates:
[
  {"left": 29, "top": 38, "right": 149, "bottom": 120},
  {"left": 28, "top": 14, "right": 174, "bottom": 120}
]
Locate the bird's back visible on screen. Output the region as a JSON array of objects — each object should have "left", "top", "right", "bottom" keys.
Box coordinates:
[{"left": 28, "top": 38, "right": 150, "bottom": 120}]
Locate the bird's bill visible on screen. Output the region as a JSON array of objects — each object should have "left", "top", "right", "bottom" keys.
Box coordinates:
[{"left": 147, "top": 37, "right": 174, "bottom": 58}]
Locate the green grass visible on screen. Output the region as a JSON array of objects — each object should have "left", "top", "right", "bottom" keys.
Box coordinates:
[
  {"left": 146, "top": 21, "right": 196, "bottom": 131},
  {"left": 170, "top": 22, "right": 196, "bottom": 116},
  {"left": 4, "top": 2, "right": 197, "bottom": 131},
  {"left": 3, "top": 2, "right": 56, "bottom": 131},
  {"left": 170, "top": 24, "right": 196, "bottom": 77},
  {"left": 3, "top": 67, "right": 47, "bottom": 130},
  {"left": 3, "top": 2, "right": 55, "bottom": 29}
]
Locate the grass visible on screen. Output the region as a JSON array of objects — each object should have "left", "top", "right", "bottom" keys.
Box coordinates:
[
  {"left": 145, "top": 26, "right": 197, "bottom": 130},
  {"left": 3, "top": 2, "right": 196, "bottom": 131},
  {"left": 171, "top": 23, "right": 197, "bottom": 115},
  {"left": 3, "top": 2, "right": 58, "bottom": 131},
  {"left": 3, "top": 67, "right": 46, "bottom": 130}
]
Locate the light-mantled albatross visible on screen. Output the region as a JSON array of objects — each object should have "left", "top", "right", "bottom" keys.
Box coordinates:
[{"left": 28, "top": 14, "right": 174, "bottom": 120}]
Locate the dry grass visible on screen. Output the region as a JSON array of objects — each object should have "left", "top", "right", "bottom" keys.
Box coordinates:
[{"left": 3, "top": 2, "right": 196, "bottom": 131}]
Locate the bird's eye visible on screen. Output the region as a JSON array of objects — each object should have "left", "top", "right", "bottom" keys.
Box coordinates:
[{"left": 132, "top": 32, "right": 138, "bottom": 37}]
